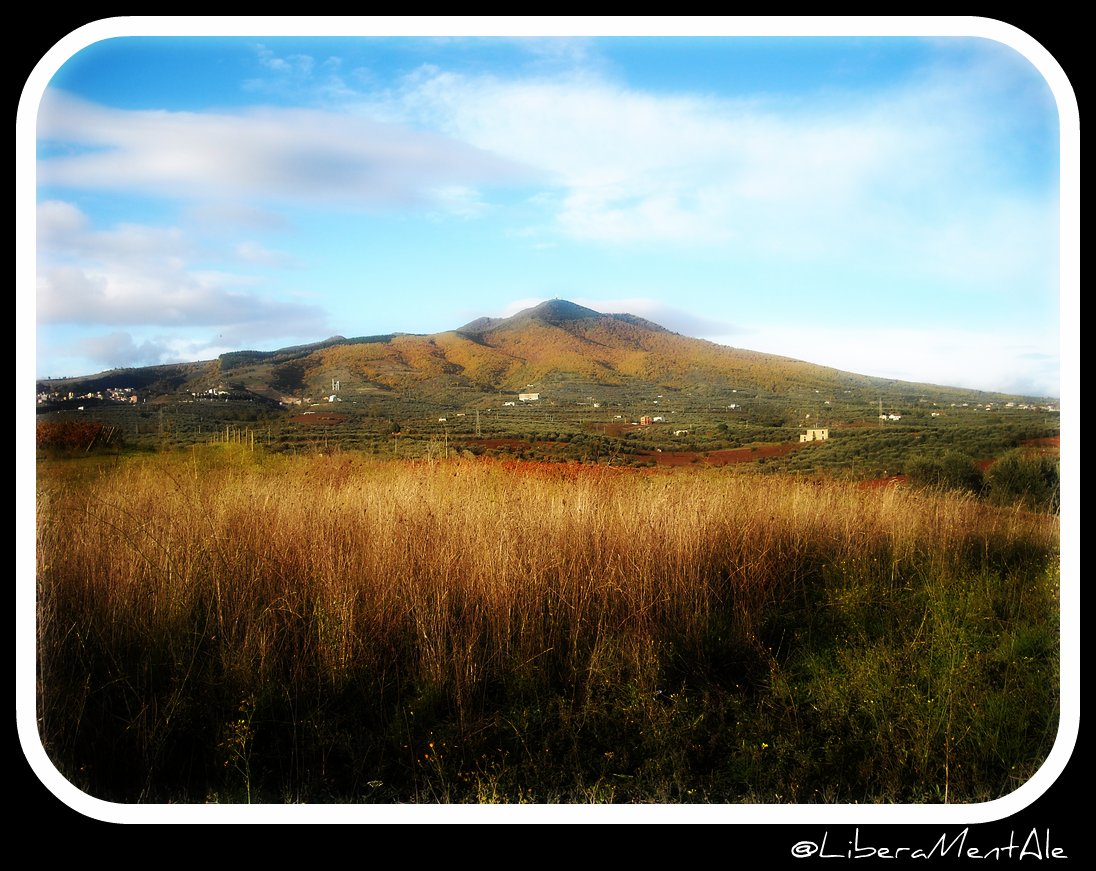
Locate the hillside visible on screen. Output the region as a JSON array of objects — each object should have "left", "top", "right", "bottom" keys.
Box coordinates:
[{"left": 36, "top": 300, "right": 1050, "bottom": 411}]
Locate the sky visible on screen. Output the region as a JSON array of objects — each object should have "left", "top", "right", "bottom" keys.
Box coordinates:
[{"left": 23, "top": 19, "right": 1073, "bottom": 397}]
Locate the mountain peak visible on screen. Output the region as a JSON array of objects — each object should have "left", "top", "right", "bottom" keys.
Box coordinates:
[
  {"left": 514, "top": 299, "right": 602, "bottom": 324},
  {"left": 457, "top": 299, "right": 604, "bottom": 336},
  {"left": 455, "top": 298, "right": 675, "bottom": 342}
]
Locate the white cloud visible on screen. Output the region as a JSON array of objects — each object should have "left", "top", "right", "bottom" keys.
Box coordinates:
[
  {"left": 243, "top": 44, "right": 358, "bottom": 104},
  {"left": 37, "top": 89, "right": 535, "bottom": 210},
  {"left": 37, "top": 262, "right": 323, "bottom": 329},
  {"left": 71, "top": 331, "right": 178, "bottom": 368},
  {"left": 40, "top": 200, "right": 197, "bottom": 268},
  {"left": 36, "top": 202, "right": 328, "bottom": 335},
  {"left": 235, "top": 241, "right": 301, "bottom": 268},
  {"left": 37, "top": 199, "right": 88, "bottom": 237},
  {"left": 364, "top": 58, "right": 1057, "bottom": 298},
  {"left": 373, "top": 68, "right": 885, "bottom": 244},
  {"left": 56, "top": 328, "right": 289, "bottom": 372},
  {"left": 256, "top": 44, "right": 315, "bottom": 77},
  {"left": 427, "top": 185, "right": 489, "bottom": 219},
  {"left": 35, "top": 49, "right": 1057, "bottom": 301}
]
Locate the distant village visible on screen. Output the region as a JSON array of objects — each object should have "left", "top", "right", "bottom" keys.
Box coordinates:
[
  {"left": 37, "top": 386, "right": 140, "bottom": 407},
  {"left": 36, "top": 385, "right": 242, "bottom": 408}
]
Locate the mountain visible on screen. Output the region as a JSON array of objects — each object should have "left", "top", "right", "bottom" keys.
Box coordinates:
[
  {"left": 276, "top": 298, "right": 881, "bottom": 401},
  {"left": 36, "top": 300, "right": 1031, "bottom": 408}
]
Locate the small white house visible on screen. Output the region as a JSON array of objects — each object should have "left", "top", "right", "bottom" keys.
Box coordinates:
[
  {"left": 519, "top": 392, "right": 540, "bottom": 402},
  {"left": 800, "top": 428, "right": 829, "bottom": 442}
]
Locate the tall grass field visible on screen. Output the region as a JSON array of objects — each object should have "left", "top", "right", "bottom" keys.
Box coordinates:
[{"left": 36, "top": 448, "right": 1059, "bottom": 803}]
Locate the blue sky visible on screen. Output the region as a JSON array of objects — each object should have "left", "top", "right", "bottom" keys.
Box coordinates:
[{"left": 24, "top": 20, "right": 1072, "bottom": 396}]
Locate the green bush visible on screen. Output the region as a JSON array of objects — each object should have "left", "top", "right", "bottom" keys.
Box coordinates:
[
  {"left": 905, "top": 451, "right": 984, "bottom": 493},
  {"left": 986, "top": 450, "right": 1060, "bottom": 513}
]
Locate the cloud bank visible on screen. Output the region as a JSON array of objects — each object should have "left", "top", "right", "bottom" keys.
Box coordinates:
[{"left": 37, "top": 89, "right": 536, "bottom": 210}]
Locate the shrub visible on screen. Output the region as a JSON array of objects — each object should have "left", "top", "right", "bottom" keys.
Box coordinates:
[
  {"left": 36, "top": 420, "right": 122, "bottom": 454},
  {"left": 905, "top": 451, "right": 984, "bottom": 494},
  {"left": 986, "top": 450, "right": 1060, "bottom": 513}
]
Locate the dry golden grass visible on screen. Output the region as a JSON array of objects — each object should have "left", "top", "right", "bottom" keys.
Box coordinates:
[{"left": 36, "top": 449, "right": 1059, "bottom": 801}]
